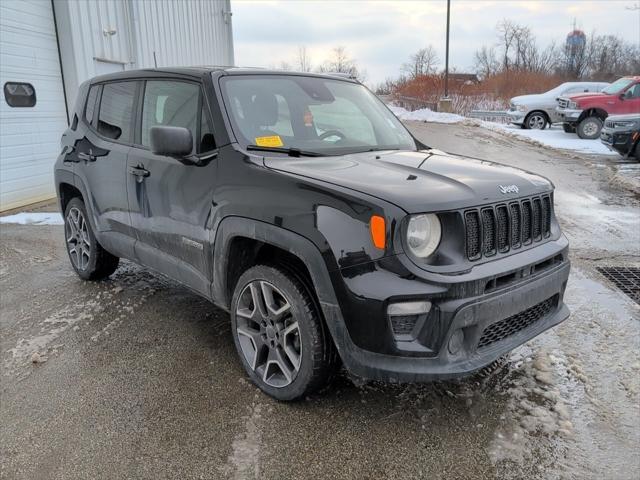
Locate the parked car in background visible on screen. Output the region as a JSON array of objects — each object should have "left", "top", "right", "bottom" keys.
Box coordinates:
[
  {"left": 508, "top": 82, "right": 609, "bottom": 130},
  {"left": 600, "top": 114, "right": 640, "bottom": 160},
  {"left": 556, "top": 76, "right": 640, "bottom": 139}
]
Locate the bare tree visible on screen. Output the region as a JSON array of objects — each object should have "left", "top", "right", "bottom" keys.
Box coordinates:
[
  {"left": 318, "top": 46, "right": 364, "bottom": 80},
  {"left": 473, "top": 45, "right": 499, "bottom": 78},
  {"left": 402, "top": 46, "right": 439, "bottom": 78},
  {"left": 296, "top": 46, "right": 313, "bottom": 72}
]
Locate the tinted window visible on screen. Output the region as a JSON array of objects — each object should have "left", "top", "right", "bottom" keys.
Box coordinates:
[
  {"left": 4, "top": 82, "right": 36, "bottom": 107},
  {"left": 97, "top": 82, "right": 136, "bottom": 142},
  {"left": 200, "top": 106, "right": 216, "bottom": 153},
  {"left": 85, "top": 85, "right": 99, "bottom": 124},
  {"left": 627, "top": 83, "right": 640, "bottom": 98},
  {"left": 141, "top": 80, "right": 199, "bottom": 149}
]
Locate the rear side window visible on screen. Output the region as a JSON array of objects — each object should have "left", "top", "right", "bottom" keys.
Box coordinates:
[
  {"left": 97, "top": 82, "right": 136, "bottom": 142},
  {"left": 3, "top": 82, "right": 36, "bottom": 107},
  {"left": 84, "top": 85, "right": 99, "bottom": 124},
  {"left": 141, "top": 80, "right": 200, "bottom": 149}
]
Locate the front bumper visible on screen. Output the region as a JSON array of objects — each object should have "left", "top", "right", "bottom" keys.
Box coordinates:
[
  {"left": 556, "top": 107, "right": 582, "bottom": 124},
  {"left": 329, "top": 238, "right": 571, "bottom": 382},
  {"left": 507, "top": 111, "right": 526, "bottom": 125},
  {"left": 600, "top": 128, "right": 637, "bottom": 156}
]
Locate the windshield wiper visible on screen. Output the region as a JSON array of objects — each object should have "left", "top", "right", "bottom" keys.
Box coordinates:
[{"left": 246, "top": 145, "right": 324, "bottom": 157}]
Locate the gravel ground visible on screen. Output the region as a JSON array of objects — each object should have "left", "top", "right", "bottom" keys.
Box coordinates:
[{"left": 1, "top": 121, "right": 639, "bottom": 480}]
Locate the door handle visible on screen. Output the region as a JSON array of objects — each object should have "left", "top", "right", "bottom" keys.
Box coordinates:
[
  {"left": 128, "top": 166, "right": 150, "bottom": 179},
  {"left": 78, "top": 152, "right": 96, "bottom": 162}
]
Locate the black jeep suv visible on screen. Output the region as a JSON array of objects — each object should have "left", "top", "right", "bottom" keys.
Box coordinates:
[{"left": 54, "top": 68, "right": 570, "bottom": 400}]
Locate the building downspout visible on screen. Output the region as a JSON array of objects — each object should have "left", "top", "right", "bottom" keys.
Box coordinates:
[{"left": 50, "top": 0, "right": 70, "bottom": 124}]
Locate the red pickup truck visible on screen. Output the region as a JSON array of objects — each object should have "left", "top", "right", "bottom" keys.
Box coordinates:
[{"left": 556, "top": 76, "right": 640, "bottom": 139}]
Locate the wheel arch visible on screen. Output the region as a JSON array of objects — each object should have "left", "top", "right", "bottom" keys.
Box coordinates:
[
  {"left": 526, "top": 109, "right": 550, "bottom": 123},
  {"left": 212, "top": 217, "right": 339, "bottom": 313},
  {"left": 579, "top": 108, "right": 608, "bottom": 122}
]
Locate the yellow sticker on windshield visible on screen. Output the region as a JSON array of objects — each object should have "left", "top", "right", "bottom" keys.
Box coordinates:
[{"left": 255, "top": 135, "right": 283, "bottom": 147}]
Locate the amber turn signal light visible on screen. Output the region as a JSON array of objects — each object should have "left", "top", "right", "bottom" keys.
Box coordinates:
[{"left": 369, "top": 215, "right": 386, "bottom": 249}]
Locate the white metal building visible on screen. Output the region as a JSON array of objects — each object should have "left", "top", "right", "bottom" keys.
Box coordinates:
[{"left": 0, "top": 0, "right": 234, "bottom": 212}]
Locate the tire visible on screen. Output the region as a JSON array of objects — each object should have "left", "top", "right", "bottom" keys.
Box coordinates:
[
  {"left": 230, "top": 264, "right": 338, "bottom": 401},
  {"left": 577, "top": 116, "right": 603, "bottom": 140},
  {"left": 562, "top": 123, "right": 576, "bottom": 134},
  {"left": 524, "top": 111, "right": 548, "bottom": 130},
  {"left": 64, "top": 197, "right": 119, "bottom": 280},
  {"left": 634, "top": 141, "right": 640, "bottom": 162}
]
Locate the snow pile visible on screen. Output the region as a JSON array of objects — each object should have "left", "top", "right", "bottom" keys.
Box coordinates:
[
  {"left": 389, "top": 104, "right": 619, "bottom": 156},
  {"left": 388, "top": 105, "right": 466, "bottom": 124},
  {"left": 491, "top": 124, "right": 618, "bottom": 156},
  {"left": 0, "top": 212, "right": 63, "bottom": 225}
]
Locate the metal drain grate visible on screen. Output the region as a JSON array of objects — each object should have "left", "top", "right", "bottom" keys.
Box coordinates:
[{"left": 597, "top": 266, "right": 640, "bottom": 305}]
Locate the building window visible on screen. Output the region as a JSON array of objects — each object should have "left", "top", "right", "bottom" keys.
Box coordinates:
[{"left": 3, "top": 82, "right": 36, "bottom": 107}]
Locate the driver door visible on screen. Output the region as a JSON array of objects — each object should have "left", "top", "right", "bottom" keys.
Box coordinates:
[{"left": 127, "top": 79, "right": 218, "bottom": 297}]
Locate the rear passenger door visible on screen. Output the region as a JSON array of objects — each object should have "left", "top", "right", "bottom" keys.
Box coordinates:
[
  {"left": 126, "top": 79, "right": 218, "bottom": 297},
  {"left": 74, "top": 81, "right": 139, "bottom": 259}
]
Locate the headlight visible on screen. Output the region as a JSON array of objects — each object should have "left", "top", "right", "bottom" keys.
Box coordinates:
[
  {"left": 613, "top": 121, "right": 637, "bottom": 128},
  {"left": 568, "top": 101, "right": 577, "bottom": 109},
  {"left": 406, "top": 214, "right": 442, "bottom": 258},
  {"left": 517, "top": 104, "right": 527, "bottom": 112}
]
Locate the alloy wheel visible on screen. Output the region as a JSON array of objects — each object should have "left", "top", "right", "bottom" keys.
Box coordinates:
[
  {"left": 235, "top": 280, "right": 302, "bottom": 387},
  {"left": 527, "top": 114, "right": 546, "bottom": 129},
  {"left": 66, "top": 207, "right": 91, "bottom": 271},
  {"left": 583, "top": 121, "right": 599, "bottom": 137}
]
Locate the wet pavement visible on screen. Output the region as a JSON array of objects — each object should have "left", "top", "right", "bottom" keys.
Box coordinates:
[{"left": 2, "top": 122, "right": 639, "bottom": 479}]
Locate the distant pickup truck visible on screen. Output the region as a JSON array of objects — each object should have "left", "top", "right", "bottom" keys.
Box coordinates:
[
  {"left": 556, "top": 76, "right": 640, "bottom": 139},
  {"left": 507, "top": 82, "right": 609, "bottom": 130}
]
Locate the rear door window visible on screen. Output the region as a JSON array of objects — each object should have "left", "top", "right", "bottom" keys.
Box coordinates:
[{"left": 97, "top": 82, "right": 137, "bottom": 142}]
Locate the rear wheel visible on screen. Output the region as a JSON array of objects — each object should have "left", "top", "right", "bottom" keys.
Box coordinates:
[
  {"left": 64, "top": 197, "right": 119, "bottom": 280},
  {"left": 231, "top": 265, "right": 337, "bottom": 401},
  {"left": 524, "top": 111, "right": 548, "bottom": 130},
  {"left": 562, "top": 123, "right": 576, "bottom": 134},
  {"left": 577, "top": 116, "right": 603, "bottom": 139}
]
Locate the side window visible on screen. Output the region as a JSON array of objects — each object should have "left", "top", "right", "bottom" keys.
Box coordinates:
[
  {"left": 200, "top": 105, "right": 216, "bottom": 153},
  {"left": 97, "top": 82, "right": 136, "bottom": 142},
  {"left": 84, "top": 85, "right": 99, "bottom": 125},
  {"left": 141, "top": 80, "right": 199, "bottom": 150},
  {"left": 626, "top": 84, "right": 640, "bottom": 98}
]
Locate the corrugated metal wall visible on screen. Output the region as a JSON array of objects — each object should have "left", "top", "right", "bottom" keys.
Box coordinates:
[
  {"left": 0, "top": 0, "right": 69, "bottom": 211},
  {"left": 54, "top": 0, "right": 234, "bottom": 113}
]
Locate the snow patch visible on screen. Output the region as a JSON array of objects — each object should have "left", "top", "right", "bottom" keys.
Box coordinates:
[
  {"left": 0, "top": 212, "right": 63, "bottom": 225},
  {"left": 220, "top": 401, "right": 263, "bottom": 479},
  {"left": 388, "top": 105, "right": 466, "bottom": 124}
]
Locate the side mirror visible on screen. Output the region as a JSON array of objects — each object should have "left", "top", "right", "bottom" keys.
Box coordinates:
[{"left": 150, "top": 126, "right": 193, "bottom": 158}]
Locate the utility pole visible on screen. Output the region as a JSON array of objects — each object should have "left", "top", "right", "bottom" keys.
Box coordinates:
[
  {"left": 444, "top": 0, "right": 450, "bottom": 97},
  {"left": 438, "top": 0, "right": 453, "bottom": 112}
]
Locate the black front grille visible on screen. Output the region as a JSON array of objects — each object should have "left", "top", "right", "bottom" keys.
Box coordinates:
[
  {"left": 477, "top": 295, "right": 558, "bottom": 349},
  {"left": 464, "top": 195, "right": 552, "bottom": 261}
]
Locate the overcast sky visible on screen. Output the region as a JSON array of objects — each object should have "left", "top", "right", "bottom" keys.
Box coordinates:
[{"left": 231, "top": 0, "right": 640, "bottom": 85}]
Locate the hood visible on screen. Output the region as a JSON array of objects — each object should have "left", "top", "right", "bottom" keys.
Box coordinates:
[
  {"left": 511, "top": 93, "right": 548, "bottom": 105},
  {"left": 606, "top": 113, "right": 640, "bottom": 122},
  {"left": 565, "top": 91, "right": 605, "bottom": 102},
  {"left": 264, "top": 150, "right": 552, "bottom": 213}
]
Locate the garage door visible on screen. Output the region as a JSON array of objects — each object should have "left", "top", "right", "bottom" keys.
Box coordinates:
[{"left": 0, "top": 0, "right": 68, "bottom": 211}]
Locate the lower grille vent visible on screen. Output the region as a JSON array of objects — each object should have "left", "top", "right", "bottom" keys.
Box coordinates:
[{"left": 477, "top": 295, "right": 558, "bottom": 349}]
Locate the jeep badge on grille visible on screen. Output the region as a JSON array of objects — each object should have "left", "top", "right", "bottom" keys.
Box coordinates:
[{"left": 499, "top": 184, "right": 519, "bottom": 194}]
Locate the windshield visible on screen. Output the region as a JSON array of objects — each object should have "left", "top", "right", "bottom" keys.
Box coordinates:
[
  {"left": 544, "top": 83, "right": 569, "bottom": 96},
  {"left": 602, "top": 78, "right": 634, "bottom": 95},
  {"left": 219, "top": 75, "right": 417, "bottom": 155}
]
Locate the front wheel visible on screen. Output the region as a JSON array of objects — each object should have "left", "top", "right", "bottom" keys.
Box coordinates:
[
  {"left": 231, "top": 265, "right": 337, "bottom": 401},
  {"left": 634, "top": 141, "right": 640, "bottom": 162},
  {"left": 577, "top": 116, "right": 603, "bottom": 140},
  {"left": 64, "top": 197, "right": 119, "bottom": 280},
  {"left": 524, "top": 112, "right": 548, "bottom": 130}
]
